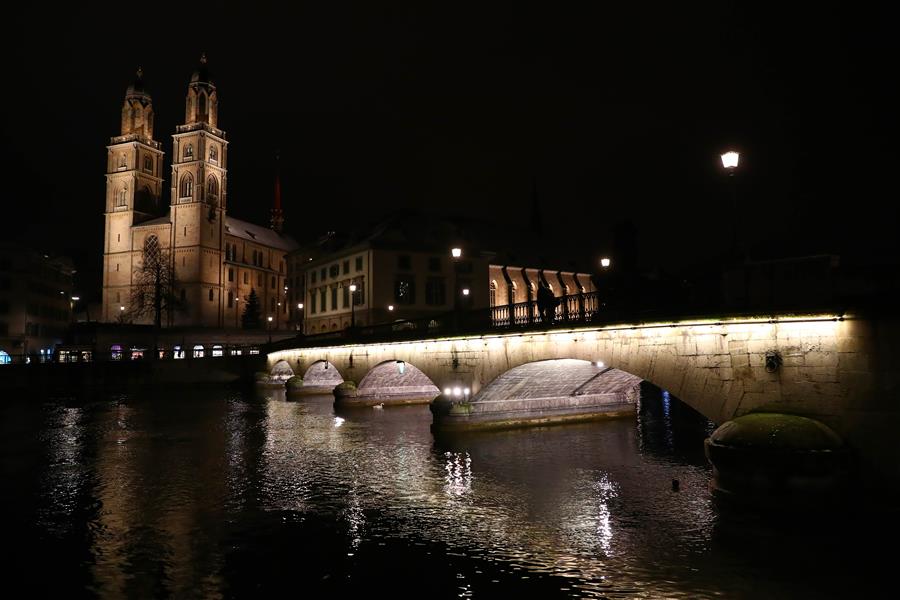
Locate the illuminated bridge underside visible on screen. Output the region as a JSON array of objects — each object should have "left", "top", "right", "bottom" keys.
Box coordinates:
[
  {"left": 339, "top": 360, "right": 441, "bottom": 407},
  {"left": 297, "top": 360, "right": 344, "bottom": 394},
  {"left": 436, "top": 360, "right": 643, "bottom": 430},
  {"left": 270, "top": 314, "right": 898, "bottom": 479}
]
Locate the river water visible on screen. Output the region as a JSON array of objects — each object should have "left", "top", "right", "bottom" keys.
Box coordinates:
[{"left": 0, "top": 384, "right": 891, "bottom": 598}]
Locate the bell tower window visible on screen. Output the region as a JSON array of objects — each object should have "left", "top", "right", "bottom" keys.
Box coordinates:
[
  {"left": 184, "top": 144, "right": 193, "bottom": 160},
  {"left": 180, "top": 174, "right": 193, "bottom": 200},
  {"left": 118, "top": 153, "right": 126, "bottom": 170},
  {"left": 207, "top": 176, "right": 219, "bottom": 202},
  {"left": 209, "top": 145, "right": 218, "bottom": 162},
  {"left": 143, "top": 155, "right": 153, "bottom": 173},
  {"left": 116, "top": 188, "right": 127, "bottom": 207}
]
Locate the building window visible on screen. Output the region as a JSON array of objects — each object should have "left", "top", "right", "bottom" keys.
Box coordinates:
[
  {"left": 342, "top": 285, "right": 349, "bottom": 308},
  {"left": 143, "top": 155, "right": 153, "bottom": 173},
  {"left": 212, "top": 345, "right": 223, "bottom": 357},
  {"left": 207, "top": 176, "right": 218, "bottom": 202},
  {"left": 243, "top": 272, "right": 249, "bottom": 285},
  {"left": 193, "top": 344, "right": 204, "bottom": 358},
  {"left": 180, "top": 174, "right": 193, "bottom": 199},
  {"left": 355, "top": 257, "right": 363, "bottom": 272},
  {"left": 270, "top": 297, "right": 275, "bottom": 312},
  {"left": 227, "top": 291, "right": 233, "bottom": 308},
  {"left": 343, "top": 260, "right": 350, "bottom": 274},
  {"left": 331, "top": 286, "right": 337, "bottom": 310},
  {"left": 490, "top": 280, "right": 497, "bottom": 307},
  {"left": 311, "top": 270, "right": 317, "bottom": 284},
  {"left": 116, "top": 188, "right": 127, "bottom": 207},
  {"left": 184, "top": 144, "right": 193, "bottom": 159},
  {"left": 425, "top": 278, "right": 445, "bottom": 305},
  {"left": 228, "top": 268, "right": 234, "bottom": 282},
  {"left": 397, "top": 255, "right": 412, "bottom": 270},
  {"left": 257, "top": 274, "right": 263, "bottom": 287},
  {"left": 310, "top": 292, "right": 317, "bottom": 314},
  {"left": 394, "top": 277, "right": 416, "bottom": 305},
  {"left": 319, "top": 289, "right": 327, "bottom": 312},
  {"left": 271, "top": 276, "right": 276, "bottom": 289},
  {"left": 329, "top": 264, "right": 339, "bottom": 279},
  {"left": 320, "top": 268, "right": 326, "bottom": 281},
  {"left": 209, "top": 145, "right": 218, "bottom": 162},
  {"left": 208, "top": 289, "right": 214, "bottom": 302},
  {"left": 428, "top": 257, "right": 442, "bottom": 272},
  {"left": 110, "top": 344, "right": 123, "bottom": 361}
]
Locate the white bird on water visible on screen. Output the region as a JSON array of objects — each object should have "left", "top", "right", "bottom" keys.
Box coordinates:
[{"left": 373, "top": 403, "right": 384, "bottom": 410}]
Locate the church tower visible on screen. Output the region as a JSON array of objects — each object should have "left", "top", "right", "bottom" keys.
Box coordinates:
[
  {"left": 169, "top": 54, "right": 228, "bottom": 327},
  {"left": 102, "top": 69, "right": 165, "bottom": 322}
]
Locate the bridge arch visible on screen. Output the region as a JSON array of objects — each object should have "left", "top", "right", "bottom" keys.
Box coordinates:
[
  {"left": 270, "top": 360, "right": 294, "bottom": 382},
  {"left": 340, "top": 359, "right": 441, "bottom": 406},
  {"left": 299, "top": 359, "right": 345, "bottom": 393}
]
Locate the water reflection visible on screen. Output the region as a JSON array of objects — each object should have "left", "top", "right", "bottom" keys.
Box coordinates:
[{"left": 1, "top": 384, "right": 891, "bottom": 597}]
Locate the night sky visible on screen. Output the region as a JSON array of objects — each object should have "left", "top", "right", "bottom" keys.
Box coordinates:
[{"left": 1, "top": 3, "right": 896, "bottom": 300}]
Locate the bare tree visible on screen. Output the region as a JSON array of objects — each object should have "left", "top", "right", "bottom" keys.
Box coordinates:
[{"left": 129, "top": 235, "right": 184, "bottom": 328}]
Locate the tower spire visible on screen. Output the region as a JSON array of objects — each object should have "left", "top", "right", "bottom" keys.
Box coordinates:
[{"left": 271, "top": 153, "right": 284, "bottom": 233}]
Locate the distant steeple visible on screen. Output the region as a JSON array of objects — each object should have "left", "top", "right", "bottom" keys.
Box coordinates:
[
  {"left": 120, "top": 67, "right": 154, "bottom": 138},
  {"left": 271, "top": 153, "right": 284, "bottom": 233},
  {"left": 184, "top": 53, "right": 218, "bottom": 127}
]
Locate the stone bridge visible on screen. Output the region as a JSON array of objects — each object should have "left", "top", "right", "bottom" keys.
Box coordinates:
[{"left": 268, "top": 312, "right": 899, "bottom": 484}]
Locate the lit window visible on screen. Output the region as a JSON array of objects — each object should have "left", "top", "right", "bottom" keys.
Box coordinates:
[
  {"left": 490, "top": 280, "right": 497, "bottom": 307},
  {"left": 192, "top": 345, "right": 204, "bottom": 358}
]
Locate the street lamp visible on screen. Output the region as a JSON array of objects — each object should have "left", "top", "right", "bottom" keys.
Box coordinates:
[
  {"left": 267, "top": 315, "right": 273, "bottom": 343},
  {"left": 600, "top": 257, "right": 611, "bottom": 269},
  {"left": 349, "top": 283, "right": 357, "bottom": 329},
  {"left": 721, "top": 150, "right": 741, "bottom": 259},
  {"left": 451, "top": 247, "right": 462, "bottom": 258}
]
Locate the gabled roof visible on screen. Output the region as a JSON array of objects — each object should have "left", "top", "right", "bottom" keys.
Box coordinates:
[{"left": 225, "top": 216, "right": 299, "bottom": 252}]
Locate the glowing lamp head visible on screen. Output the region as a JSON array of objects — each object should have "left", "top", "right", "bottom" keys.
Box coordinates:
[
  {"left": 453, "top": 387, "right": 462, "bottom": 397},
  {"left": 71, "top": 296, "right": 80, "bottom": 301},
  {"left": 349, "top": 283, "right": 357, "bottom": 292},
  {"left": 443, "top": 388, "right": 451, "bottom": 396},
  {"left": 451, "top": 247, "right": 462, "bottom": 258},
  {"left": 600, "top": 257, "right": 611, "bottom": 268},
  {"left": 388, "top": 305, "right": 394, "bottom": 311},
  {"left": 267, "top": 316, "right": 273, "bottom": 322},
  {"left": 462, "top": 288, "right": 470, "bottom": 296},
  {"left": 721, "top": 151, "right": 740, "bottom": 170},
  {"left": 297, "top": 303, "right": 303, "bottom": 310},
  {"left": 119, "top": 306, "right": 125, "bottom": 311}
]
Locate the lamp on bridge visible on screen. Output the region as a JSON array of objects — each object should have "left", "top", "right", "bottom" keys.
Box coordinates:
[
  {"left": 349, "top": 283, "right": 357, "bottom": 329},
  {"left": 720, "top": 150, "right": 742, "bottom": 260},
  {"left": 267, "top": 315, "right": 273, "bottom": 344}
]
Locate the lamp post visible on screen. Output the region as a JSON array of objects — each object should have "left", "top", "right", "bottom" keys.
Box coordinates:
[
  {"left": 721, "top": 150, "right": 741, "bottom": 260},
  {"left": 296, "top": 302, "right": 304, "bottom": 332},
  {"left": 349, "top": 283, "right": 357, "bottom": 329},
  {"left": 267, "top": 315, "right": 273, "bottom": 344}
]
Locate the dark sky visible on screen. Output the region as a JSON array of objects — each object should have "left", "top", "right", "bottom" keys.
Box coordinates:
[{"left": 1, "top": 3, "right": 897, "bottom": 299}]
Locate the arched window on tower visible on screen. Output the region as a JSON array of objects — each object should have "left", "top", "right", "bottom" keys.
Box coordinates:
[
  {"left": 207, "top": 176, "right": 218, "bottom": 203},
  {"left": 116, "top": 187, "right": 127, "bottom": 208},
  {"left": 180, "top": 174, "right": 193, "bottom": 200},
  {"left": 184, "top": 144, "right": 193, "bottom": 160},
  {"left": 209, "top": 145, "right": 218, "bottom": 162},
  {"left": 143, "top": 155, "right": 153, "bottom": 173},
  {"left": 489, "top": 280, "right": 497, "bottom": 307}
]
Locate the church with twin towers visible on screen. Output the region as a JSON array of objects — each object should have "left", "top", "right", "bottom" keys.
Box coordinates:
[{"left": 102, "top": 55, "right": 297, "bottom": 328}]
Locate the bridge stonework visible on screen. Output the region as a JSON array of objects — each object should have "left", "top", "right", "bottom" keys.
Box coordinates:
[{"left": 269, "top": 314, "right": 900, "bottom": 483}]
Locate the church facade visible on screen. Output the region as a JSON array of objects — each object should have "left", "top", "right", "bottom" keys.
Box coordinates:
[{"left": 102, "top": 57, "right": 298, "bottom": 330}]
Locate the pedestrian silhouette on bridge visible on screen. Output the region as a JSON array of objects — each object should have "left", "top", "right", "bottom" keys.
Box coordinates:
[{"left": 537, "top": 281, "right": 556, "bottom": 325}]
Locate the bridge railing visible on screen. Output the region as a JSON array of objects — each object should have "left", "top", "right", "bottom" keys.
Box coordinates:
[{"left": 273, "top": 288, "right": 857, "bottom": 352}]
